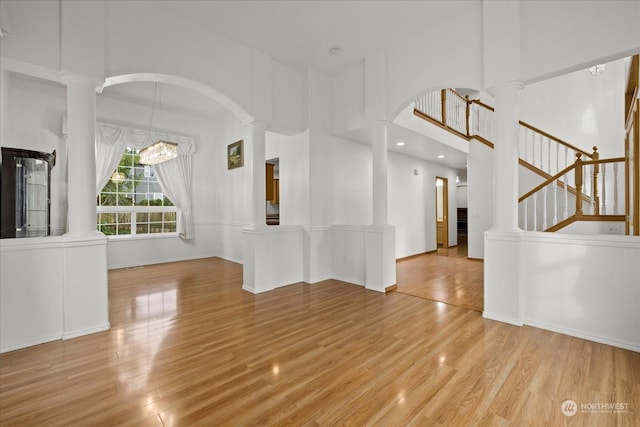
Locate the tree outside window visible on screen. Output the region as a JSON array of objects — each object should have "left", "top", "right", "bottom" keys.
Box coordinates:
[{"left": 97, "top": 147, "right": 176, "bottom": 236}]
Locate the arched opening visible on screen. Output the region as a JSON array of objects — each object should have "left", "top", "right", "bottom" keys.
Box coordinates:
[
  {"left": 390, "top": 85, "right": 486, "bottom": 312},
  {"left": 102, "top": 73, "right": 251, "bottom": 124},
  {"left": 96, "top": 73, "right": 253, "bottom": 269}
]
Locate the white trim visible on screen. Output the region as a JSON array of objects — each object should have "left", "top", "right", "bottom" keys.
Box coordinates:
[
  {"left": 97, "top": 205, "right": 178, "bottom": 213},
  {"left": 520, "top": 230, "right": 640, "bottom": 249},
  {"left": 0, "top": 236, "right": 64, "bottom": 251},
  {"left": 214, "top": 255, "right": 243, "bottom": 265},
  {"left": 524, "top": 319, "right": 640, "bottom": 353},
  {"left": 62, "top": 234, "right": 108, "bottom": 247},
  {"left": 242, "top": 224, "right": 303, "bottom": 234},
  {"left": 242, "top": 284, "right": 273, "bottom": 294},
  {"left": 106, "top": 232, "right": 179, "bottom": 241},
  {"left": 331, "top": 275, "right": 365, "bottom": 287},
  {"left": 330, "top": 224, "right": 368, "bottom": 232},
  {"left": 62, "top": 323, "right": 111, "bottom": 340},
  {"left": 482, "top": 311, "right": 523, "bottom": 326},
  {"left": 303, "top": 225, "right": 331, "bottom": 232},
  {"left": 0, "top": 332, "right": 63, "bottom": 354},
  {"left": 0, "top": 56, "right": 63, "bottom": 83}
]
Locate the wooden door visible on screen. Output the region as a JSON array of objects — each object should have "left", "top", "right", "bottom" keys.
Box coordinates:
[{"left": 436, "top": 177, "right": 449, "bottom": 247}]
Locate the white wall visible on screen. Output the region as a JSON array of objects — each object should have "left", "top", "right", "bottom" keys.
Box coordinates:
[
  {"left": 3, "top": 73, "right": 68, "bottom": 235},
  {"left": 272, "top": 60, "right": 306, "bottom": 134},
  {"left": 209, "top": 111, "right": 248, "bottom": 264},
  {"left": 385, "top": 1, "right": 484, "bottom": 118},
  {"left": 456, "top": 184, "right": 468, "bottom": 209},
  {"left": 520, "top": 58, "right": 627, "bottom": 158},
  {"left": 388, "top": 151, "right": 458, "bottom": 258},
  {"left": 520, "top": 1, "right": 640, "bottom": 84},
  {"left": 1, "top": 238, "right": 64, "bottom": 352},
  {"left": 266, "top": 131, "right": 310, "bottom": 226},
  {"left": 1, "top": 236, "right": 109, "bottom": 353},
  {"left": 467, "top": 140, "right": 494, "bottom": 259},
  {"left": 329, "top": 138, "right": 372, "bottom": 225},
  {"left": 485, "top": 231, "right": 640, "bottom": 352},
  {"left": 331, "top": 61, "right": 365, "bottom": 133}
]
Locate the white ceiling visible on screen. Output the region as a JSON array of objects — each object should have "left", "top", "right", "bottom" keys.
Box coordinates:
[
  {"left": 339, "top": 123, "right": 468, "bottom": 172},
  {"left": 156, "top": 0, "right": 471, "bottom": 76}
]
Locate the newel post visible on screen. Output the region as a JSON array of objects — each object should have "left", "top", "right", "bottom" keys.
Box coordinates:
[
  {"left": 465, "top": 95, "right": 471, "bottom": 136},
  {"left": 592, "top": 146, "right": 600, "bottom": 215},
  {"left": 575, "top": 152, "right": 583, "bottom": 217}
]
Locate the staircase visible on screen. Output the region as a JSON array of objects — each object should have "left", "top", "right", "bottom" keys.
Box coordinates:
[{"left": 413, "top": 84, "right": 638, "bottom": 234}]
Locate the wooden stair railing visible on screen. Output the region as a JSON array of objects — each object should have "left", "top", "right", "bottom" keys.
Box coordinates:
[
  {"left": 415, "top": 92, "right": 593, "bottom": 177},
  {"left": 414, "top": 88, "right": 630, "bottom": 233},
  {"left": 518, "top": 149, "right": 625, "bottom": 231}
]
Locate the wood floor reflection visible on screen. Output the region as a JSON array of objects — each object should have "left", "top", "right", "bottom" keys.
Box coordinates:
[
  {"left": 396, "top": 240, "right": 484, "bottom": 311},
  {"left": 1, "top": 257, "right": 638, "bottom": 426}
]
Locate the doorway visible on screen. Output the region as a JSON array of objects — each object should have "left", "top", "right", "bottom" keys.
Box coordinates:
[{"left": 436, "top": 176, "right": 448, "bottom": 248}]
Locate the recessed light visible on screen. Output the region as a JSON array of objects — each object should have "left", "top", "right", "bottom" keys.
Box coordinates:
[
  {"left": 396, "top": 142, "right": 405, "bottom": 146},
  {"left": 437, "top": 155, "right": 445, "bottom": 158},
  {"left": 329, "top": 46, "right": 342, "bottom": 56}
]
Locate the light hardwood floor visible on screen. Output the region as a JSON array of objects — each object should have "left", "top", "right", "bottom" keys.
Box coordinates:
[
  {"left": 396, "top": 242, "right": 484, "bottom": 312},
  {"left": 1, "top": 257, "right": 638, "bottom": 426}
]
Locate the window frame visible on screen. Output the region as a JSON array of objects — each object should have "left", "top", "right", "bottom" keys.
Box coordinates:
[{"left": 96, "top": 148, "right": 178, "bottom": 238}]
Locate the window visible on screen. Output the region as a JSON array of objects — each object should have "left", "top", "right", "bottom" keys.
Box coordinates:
[{"left": 97, "top": 147, "right": 177, "bottom": 236}]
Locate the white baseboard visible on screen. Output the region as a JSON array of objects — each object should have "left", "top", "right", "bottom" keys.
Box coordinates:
[
  {"left": 482, "top": 311, "right": 523, "bottom": 326},
  {"left": 63, "top": 322, "right": 111, "bottom": 340},
  {"left": 524, "top": 318, "right": 640, "bottom": 353},
  {"left": 331, "top": 275, "right": 365, "bottom": 286},
  {"left": 1, "top": 332, "right": 62, "bottom": 354}
]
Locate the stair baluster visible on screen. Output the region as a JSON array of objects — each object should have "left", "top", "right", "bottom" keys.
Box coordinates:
[
  {"left": 533, "top": 193, "right": 538, "bottom": 230},
  {"left": 542, "top": 186, "right": 548, "bottom": 230},
  {"left": 601, "top": 162, "right": 607, "bottom": 215},
  {"left": 613, "top": 162, "right": 619, "bottom": 215},
  {"left": 564, "top": 147, "right": 569, "bottom": 219},
  {"left": 553, "top": 178, "right": 558, "bottom": 225}
]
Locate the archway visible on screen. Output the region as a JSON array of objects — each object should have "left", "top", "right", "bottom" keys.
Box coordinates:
[
  {"left": 390, "top": 85, "right": 485, "bottom": 312},
  {"left": 102, "top": 73, "right": 252, "bottom": 124}
]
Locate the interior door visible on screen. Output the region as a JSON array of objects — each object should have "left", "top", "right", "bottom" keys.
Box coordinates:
[{"left": 436, "top": 177, "right": 448, "bottom": 247}]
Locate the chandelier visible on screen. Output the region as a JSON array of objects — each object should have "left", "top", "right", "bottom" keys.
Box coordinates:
[
  {"left": 110, "top": 170, "right": 126, "bottom": 184},
  {"left": 140, "top": 82, "right": 178, "bottom": 165},
  {"left": 139, "top": 140, "right": 178, "bottom": 165}
]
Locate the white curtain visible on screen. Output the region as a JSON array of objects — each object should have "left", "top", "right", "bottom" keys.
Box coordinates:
[
  {"left": 95, "top": 123, "right": 129, "bottom": 194},
  {"left": 154, "top": 154, "right": 194, "bottom": 240},
  {"left": 95, "top": 122, "right": 196, "bottom": 240}
]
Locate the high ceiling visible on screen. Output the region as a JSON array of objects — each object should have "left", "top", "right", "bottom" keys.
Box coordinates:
[{"left": 156, "top": 0, "right": 472, "bottom": 75}]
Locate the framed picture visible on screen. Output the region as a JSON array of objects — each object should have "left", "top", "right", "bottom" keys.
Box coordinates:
[{"left": 227, "top": 140, "right": 244, "bottom": 169}]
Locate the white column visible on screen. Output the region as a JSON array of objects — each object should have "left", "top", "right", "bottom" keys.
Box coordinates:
[
  {"left": 491, "top": 82, "right": 524, "bottom": 232},
  {"left": 62, "top": 74, "right": 101, "bottom": 236},
  {"left": 372, "top": 120, "right": 389, "bottom": 225},
  {"left": 244, "top": 121, "right": 267, "bottom": 228}
]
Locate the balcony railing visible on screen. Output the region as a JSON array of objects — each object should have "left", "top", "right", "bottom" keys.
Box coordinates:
[{"left": 414, "top": 88, "right": 632, "bottom": 233}]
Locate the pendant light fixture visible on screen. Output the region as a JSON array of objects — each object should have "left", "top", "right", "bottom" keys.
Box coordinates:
[
  {"left": 139, "top": 82, "right": 178, "bottom": 165},
  {"left": 110, "top": 170, "right": 125, "bottom": 184}
]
